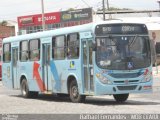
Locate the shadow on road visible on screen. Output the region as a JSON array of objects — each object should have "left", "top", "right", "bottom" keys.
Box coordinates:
[
  {"left": 85, "top": 98, "right": 160, "bottom": 106},
  {"left": 10, "top": 94, "right": 160, "bottom": 106}
]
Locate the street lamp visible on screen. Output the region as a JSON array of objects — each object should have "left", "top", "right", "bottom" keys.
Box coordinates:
[{"left": 41, "top": 0, "right": 45, "bottom": 31}]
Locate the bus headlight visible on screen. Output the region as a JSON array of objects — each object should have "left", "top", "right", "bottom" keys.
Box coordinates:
[
  {"left": 141, "top": 69, "right": 151, "bottom": 83},
  {"left": 141, "top": 74, "right": 151, "bottom": 82},
  {"left": 96, "top": 73, "right": 112, "bottom": 84}
]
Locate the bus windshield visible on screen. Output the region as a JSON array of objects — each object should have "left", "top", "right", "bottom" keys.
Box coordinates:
[{"left": 96, "top": 35, "right": 151, "bottom": 70}]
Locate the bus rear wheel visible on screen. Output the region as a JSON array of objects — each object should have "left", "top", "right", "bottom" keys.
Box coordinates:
[
  {"left": 69, "top": 80, "right": 86, "bottom": 103},
  {"left": 21, "top": 79, "right": 38, "bottom": 98},
  {"left": 113, "top": 94, "right": 129, "bottom": 103}
]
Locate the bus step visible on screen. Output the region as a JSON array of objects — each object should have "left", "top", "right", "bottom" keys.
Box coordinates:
[
  {"left": 42, "top": 91, "right": 53, "bottom": 95},
  {"left": 84, "top": 92, "right": 94, "bottom": 95}
]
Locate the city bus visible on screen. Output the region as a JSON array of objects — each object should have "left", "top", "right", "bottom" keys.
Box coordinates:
[{"left": 2, "top": 21, "right": 153, "bottom": 103}]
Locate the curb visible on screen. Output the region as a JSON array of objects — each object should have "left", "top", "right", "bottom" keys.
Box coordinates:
[
  {"left": 0, "top": 81, "right": 2, "bottom": 86},
  {"left": 153, "top": 86, "right": 160, "bottom": 92}
]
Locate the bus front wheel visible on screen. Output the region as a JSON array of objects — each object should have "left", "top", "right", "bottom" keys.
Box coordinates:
[
  {"left": 69, "top": 80, "right": 86, "bottom": 103},
  {"left": 21, "top": 79, "right": 38, "bottom": 98},
  {"left": 113, "top": 94, "right": 129, "bottom": 102}
]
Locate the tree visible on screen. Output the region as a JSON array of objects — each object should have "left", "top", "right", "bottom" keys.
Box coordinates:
[
  {"left": 98, "top": 7, "right": 132, "bottom": 11},
  {"left": 0, "top": 20, "right": 8, "bottom": 26},
  {"left": 67, "top": 8, "right": 75, "bottom": 11}
]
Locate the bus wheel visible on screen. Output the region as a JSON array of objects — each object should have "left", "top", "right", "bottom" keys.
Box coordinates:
[
  {"left": 69, "top": 80, "right": 86, "bottom": 103},
  {"left": 113, "top": 94, "right": 129, "bottom": 103},
  {"left": 21, "top": 79, "right": 38, "bottom": 98}
]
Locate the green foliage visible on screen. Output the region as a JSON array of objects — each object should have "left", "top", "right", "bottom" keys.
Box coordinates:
[
  {"left": 0, "top": 20, "right": 8, "bottom": 26},
  {"left": 67, "top": 8, "right": 75, "bottom": 11},
  {"left": 98, "top": 7, "right": 132, "bottom": 11}
]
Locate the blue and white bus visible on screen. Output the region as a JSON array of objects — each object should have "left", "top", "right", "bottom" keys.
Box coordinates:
[{"left": 2, "top": 21, "right": 153, "bottom": 103}]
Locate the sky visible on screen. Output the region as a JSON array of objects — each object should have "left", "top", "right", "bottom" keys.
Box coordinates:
[{"left": 0, "top": 0, "right": 159, "bottom": 21}]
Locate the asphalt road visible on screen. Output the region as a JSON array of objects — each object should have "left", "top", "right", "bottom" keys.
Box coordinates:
[{"left": 0, "top": 79, "right": 160, "bottom": 114}]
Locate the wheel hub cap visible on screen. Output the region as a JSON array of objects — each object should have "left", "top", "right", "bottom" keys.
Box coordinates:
[{"left": 72, "top": 86, "right": 78, "bottom": 98}]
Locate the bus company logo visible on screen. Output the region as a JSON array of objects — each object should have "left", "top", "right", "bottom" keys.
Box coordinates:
[
  {"left": 128, "top": 62, "right": 133, "bottom": 69},
  {"left": 124, "top": 80, "right": 129, "bottom": 85},
  {"left": 70, "top": 61, "right": 75, "bottom": 68}
]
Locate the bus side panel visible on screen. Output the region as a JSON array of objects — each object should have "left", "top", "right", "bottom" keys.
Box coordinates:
[
  {"left": 50, "top": 59, "right": 82, "bottom": 94},
  {"left": 31, "top": 61, "right": 43, "bottom": 92},
  {"left": 50, "top": 60, "right": 64, "bottom": 93},
  {"left": 46, "top": 64, "right": 53, "bottom": 91},
  {"left": 2, "top": 63, "right": 13, "bottom": 89},
  {"left": 18, "top": 61, "right": 40, "bottom": 92}
]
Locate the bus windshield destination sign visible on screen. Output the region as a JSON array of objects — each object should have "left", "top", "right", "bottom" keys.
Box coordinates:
[{"left": 95, "top": 24, "right": 148, "bottom": 35}]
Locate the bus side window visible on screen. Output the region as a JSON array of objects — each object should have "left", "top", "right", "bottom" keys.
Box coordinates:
[
  {"left": 20, "top": 40, "right": 28, "bottom": 61},
  {"left": 67, "top": 33, "right": 79, "bottom": 59},
  {"left": 3, "top": 43, "right": 11, "bottom": 62},
  {"left": 29, "top": 39, "right": 40, "bottom": 61},
  {"left": 52, "top": 35, "right": 66, "bottom": 60}
]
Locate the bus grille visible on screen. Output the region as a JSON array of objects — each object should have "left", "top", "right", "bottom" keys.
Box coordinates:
[
  {"left": 114, "top": 80, "right": 139, "bottom": 84},
  {"left": 110, "top": 73, "right": 143, "bottom": 78},
  {"left": 117, "top": 85, "right": 137, "bottom": 91}
]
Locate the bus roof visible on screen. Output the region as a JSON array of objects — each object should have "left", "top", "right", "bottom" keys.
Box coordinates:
[
  {"left": 3, "top": 23, "right": 93, "bottom": 43},
  {"left": 3, "top": 20, "right": 147, "bottom": 43}
]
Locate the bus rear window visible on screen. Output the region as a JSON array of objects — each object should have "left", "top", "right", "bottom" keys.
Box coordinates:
[{"left": 3, "top": 43, "right": 11, "bottom": 62}]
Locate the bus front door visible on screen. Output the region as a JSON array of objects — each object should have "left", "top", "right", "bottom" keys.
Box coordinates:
[
  {"left": 82, "top": 40, "right": 94, "bottom": 94},
  {"left": 12, "top": 48, "right": 18, "bottom": 89},
  {"left": 42, "top": 44, "right": 52, "bottom": 91}
]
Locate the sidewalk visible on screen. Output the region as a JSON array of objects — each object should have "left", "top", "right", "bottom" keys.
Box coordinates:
[
  {"left": 152, "top": 66, "right": 160, "bottom": 87},
  {"left": 0, "top": 81, "right": 2, "bottom": 86}
]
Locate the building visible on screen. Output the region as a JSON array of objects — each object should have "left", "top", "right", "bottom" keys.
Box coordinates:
[
  {"left": 0, "top": 20, "right": 18, "bottom": 56},
  {"left": 17, "top": 8, "right": 93, "bottom": 35}
]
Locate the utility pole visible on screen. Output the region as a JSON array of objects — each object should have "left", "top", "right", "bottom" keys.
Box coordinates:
[
  {"left": 106, "top": 0, "right": 111, "bottom": 19},
  {"left": 102, "top": 0, "right": 110, "bottom": 20},
  {"left": 158, "top": 0, "right": 160, "bottom": 10},
  {"left": 106, "top": 0, "right": 110, "bottom": 10},
  {"left": 102, "top": 0, "right": 105, "bottom": 20},
  {"left": 157, "top": 0, "right": 160, "bottom": 16},
  {"left": 41, "top": 0, "right": 45, "bottom": 31}
]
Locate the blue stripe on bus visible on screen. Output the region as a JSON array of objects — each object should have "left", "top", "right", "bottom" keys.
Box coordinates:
[{"left": 50, "top": 60, "right": 60, "bottom": 91}]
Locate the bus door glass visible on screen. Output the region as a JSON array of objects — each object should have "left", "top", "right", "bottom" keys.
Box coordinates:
[
  {"left": 12, "top": 47, "right": 18, "bottom": 89},
  {"left": 42, "top": 44, "right": 51, "bottom": 91},
  {"left": 82, "top": 39, "right": 94, "bottom": 93}
]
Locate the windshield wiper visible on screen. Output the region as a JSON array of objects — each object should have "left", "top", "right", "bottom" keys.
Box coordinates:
[{"left": 129, "top": 35, "right": 138, "bottom": 47}]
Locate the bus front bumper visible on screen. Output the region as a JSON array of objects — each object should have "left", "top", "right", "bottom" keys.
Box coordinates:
[{"left": 94, "top": 80, "right": 152, "bottom": 95}]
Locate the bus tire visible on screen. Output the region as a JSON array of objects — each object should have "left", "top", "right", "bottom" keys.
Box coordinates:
[
  {"left": 113, "top": 94, "right": 129, "bottom": 103},
  {"left": 21, "top": 79, "right": 38, "bottom": 98},
  {"left": 69, "top": 80, "right": 86, "bottom": 103}
]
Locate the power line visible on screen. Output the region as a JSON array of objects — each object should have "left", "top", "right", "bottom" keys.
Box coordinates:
[
  {"left": 1, "top": 0, "right": 103, "bottom": 20},
  {"left": 80, "top": 0, "right": 103, "bottom": 20},
  {"left": 80, "top": 0, "right": 92, "bottom": 8}
]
